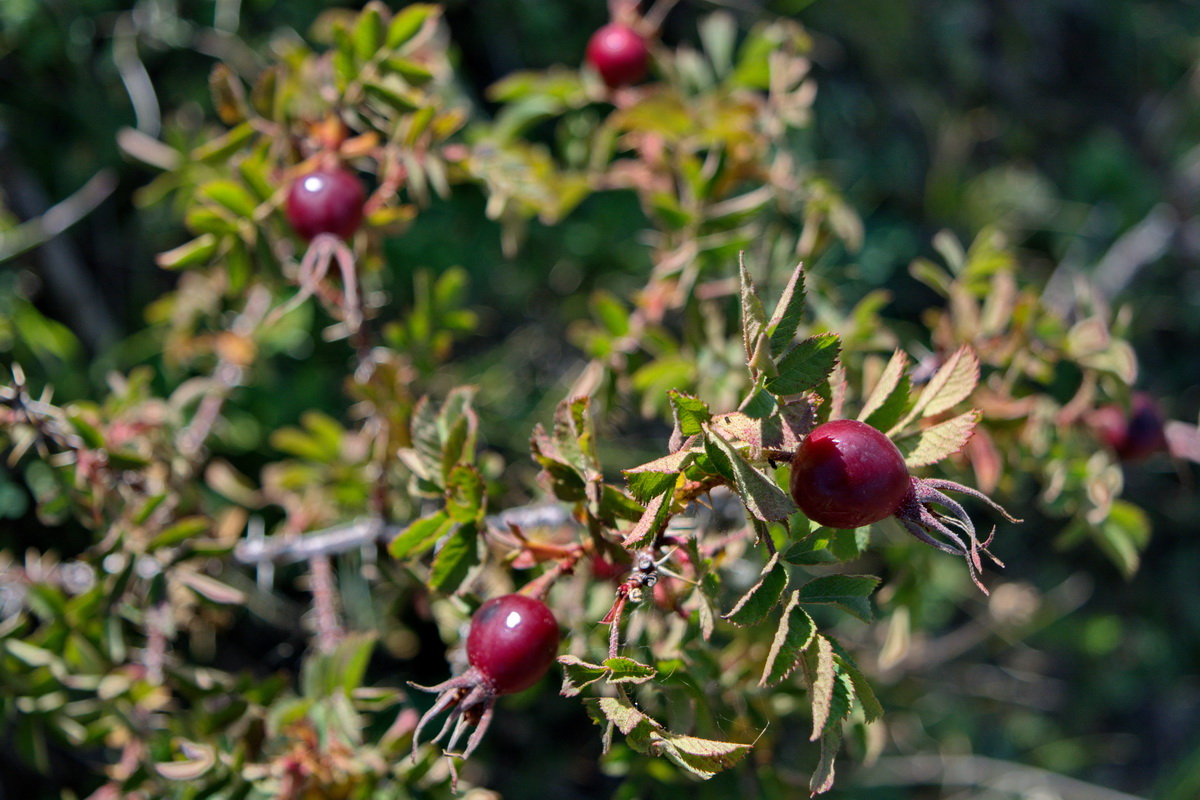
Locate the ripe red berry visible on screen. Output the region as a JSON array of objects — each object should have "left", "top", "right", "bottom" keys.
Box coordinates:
[
  {"left": 466, "top": 594, "right": 560, "bottom": 695},
  {"left": 410, "top": 593, "right": 560, "bottom": 772},
  {"left": 585, "top": 23, "right": 649, "bottom": 88},
  {"left": 790, "top": 419, "right": 911, "bottom": 529},
  {"left": 285, "top": 167, "right": 365, "bottom": 241},
  {"left": 789, "top": 418, "right": 1020, "bottom": 593}
]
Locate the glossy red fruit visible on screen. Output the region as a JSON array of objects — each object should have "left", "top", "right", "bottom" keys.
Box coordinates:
[
  {"left": 285, "top": 167, "right": 365, "bottom": 241},
  {"left": 585, "top": 23, "right": 649, "bottom": 88},
  {"left": 466, "top": 594, "right": 560, "bottom": 695},
  {"left": 790, "top": 419, "right": 911, "bottom": 529}
]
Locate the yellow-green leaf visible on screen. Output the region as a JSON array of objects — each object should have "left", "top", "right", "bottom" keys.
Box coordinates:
[
  {"left": 900, "top": 409, "right": 980, "bottom": 468},
  {"left": 385, "top": 4, "right": 436, "bottom": 49}
]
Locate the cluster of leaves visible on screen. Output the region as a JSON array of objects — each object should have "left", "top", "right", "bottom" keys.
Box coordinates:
[
  {"left": 508, "top": 256, "right": 1006, "bottom": 792},
  {"left": 0, "top": 2, "right": 1173, "bottom": 798}
]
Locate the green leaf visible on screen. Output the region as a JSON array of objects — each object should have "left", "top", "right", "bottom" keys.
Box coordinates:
[
  {"left": 767, "top": 262, "right": 807, "bottom": 355},
  {"left": 603, "top": 656, "right": 658, "bottom": 685},
  {"left": 389, "top": 511, "right": 452, "bottom": 559},
  {"left": 428, "top": 521, "right": 479, "bottom": 593},
  {"left": 898, "top": 409, "right": 980, "bottom": 468},
  {"left": 739, "top": 253, "right": 768, "bottom": 368},
  {"left": 782, "top": 534, "right": 839, "bottom": 566},
  {"left": 759, "top": 590, "right": 816, "bottom": 687},
  {"left": 797, "top": 574, "right": 880, "bottom": 623},
  {"left": 438, "top": 387, "right": 478, "bottom": 480},
  {"left": 64, "top": 413, "right": 105, "bottom": 449},
  {"left": 591, "top": 290, "right": 630, "bottom": 337},
  {"left": 711, "top": 398, "right": 816, "bottom": 453},
  {"left": 584, "top": 696, "right": 751, "bottom": 780},
  {"left": 622, "top": 490, "right": 672, "bottom": 549},
  {"left": 810, "top": 724, "right": 842, "bottom": 795},
  {"left": 624, "top": 465, "right": 682, "bottom": 505},
  {"left": 859, "top": 350, "right": 911, "bottom": 431},
  {"left": 383, "top": 56, "right": 435, "bottom": 85},
  {"left": 270, "top": 428, "right": 332, "bottom": 462},
  {"left": 831, "top": 525, "right": 872, "bottom": 561},
  {"left": 551, "top": 396, "right": 598, "bottom": 478},
  {"left": 147, "top": 516, "right": 210, "bottom": 551},
  {"left": 302, "top": 632, "right": 378, "bottom": 698},
  {"left": 669, "top": 390, "right": 711, "bottom": 437},
  {"left": 803, "top": 633, "right": 836, "bottom": 741},
  {"left": 385, "top": 3, "right": 435, "bottom": 49},
  {"left": 197, "top": 180, "right": 258, "bottom": 218},
  {"left": 558, "top": 655, "right": 607, "bottom": 697},
  {"left": 767, "top": 333, "right": 841, "bottom": 395},
  {"left": 1093, "top": 499, "right": 1151, "bottom": 578},
  {"left": 900, "top": 346, "right": 979, "bottom": 428},
  {"left": 530, "top": 426, "right": 587, "bottom": 502},
  {"left": 833, "top": 651, "right": 883, "bottom": 723},
  {"left": 445, "top": 463, "right": 484, "bottom": 524},
  {"left": 588, "top": 695, "right": 652, "bottom": 738},
  {"left": 740, "top": 388, "right": 778, "bottom": 420},
  {"left": 655, "top": 730, "right": 753, "bottom": 780},
  {"left": 155, "top": 234, "right": 219, "bottom": 270},
  {"left": 353, "top": 3, "right": 384, "bottom": 63},
  {"left": 698, "top": 10, "right": 737, "bottom": 76},
  {"left": 703, "top": 425, "right": 797, "bottom": 522},
  {"left": 723, "top": 552, "right": 787, "bottom": 626},
  {"left": 365, "top": 79, "right": 421, "bottom": 112}
]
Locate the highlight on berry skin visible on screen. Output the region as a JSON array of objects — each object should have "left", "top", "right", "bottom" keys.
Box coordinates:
[
  {"left": 585, "top": 22, "right": 650, "bottom": 88},
  {"left": 408, "top": 594, "right": 559, "bottom": 781},
  {"left": 790, "top": 419, "right": 1021, "bottom": 594},
  {"left": 285, "top": 166, "right": 366, "bottom": 242}
]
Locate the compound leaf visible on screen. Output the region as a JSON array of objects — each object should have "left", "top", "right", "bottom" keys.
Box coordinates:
[
  {"left": 797, "top": 574, "right": 880, "bottom": 623},
  {"left": 703, "top": 424, "right": 796, "bottom": 522},
  {"left": 767, "top": 333, "right": 841, "bottom": 396},
  {"left": 558, "top": 655, "right": 607, "bottom": 697},
  {"left": 603, "top": 656, "right": 658, "bottom": 685},
  {"left": 767, "top": 262, "right": 807, "bottom": 355},
  {"left": 810, "top": 724, "right": 842, "bottom": 795},
  {"left": 860, "top": 350, "right": 912, "bottom": 432},
  {"left": 740, "top": 253, "right": 768, "bottom": 367},
  {"left": 833, "top": 651, "right": 883, "bottom": 723},
  {"left": 428, "top": 521, "right": 479, "bottom": 593},
  {"left": 803, "top": 633, "right": 836, "bottom": 741},
  {"left": 389, "top": 511, "right": 452, "bottom": 559},
  {"left": 899, "top": 409, "right": 980, "bottom": 468},
  {"left": 759, "top": 590, "right": 817, "bottom": 687},
  {"left": 622, "top": 489, "right": 672, "bottom": 549},
  {"left": 901, "top": 345, "right": 979, "bottom": 427},
  {"left": 669, "top": 390, "right": 712, "bottom": 437},
  {"left": 723, "top": 552, "right": 787, "bottom": 626}
]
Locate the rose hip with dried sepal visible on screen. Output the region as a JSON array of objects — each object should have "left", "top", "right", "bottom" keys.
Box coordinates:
[
  {"left": 790, "top": 419, "right": 1020, "bottom": 593},
  {"left": 285, "top": 167, "right": 365, "bottom": 241},
  {"left": 409, "top": 594, "right": 559, "bottom": 775}
]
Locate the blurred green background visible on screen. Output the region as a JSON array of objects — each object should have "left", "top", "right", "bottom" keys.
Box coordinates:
[{"left": 2, "top": 1, "right": 1199, "bottom": 798}]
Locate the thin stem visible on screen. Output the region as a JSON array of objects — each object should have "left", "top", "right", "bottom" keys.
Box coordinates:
[
  {"left": 307, "top": 553, "right": 343, "bottom": 653},
  {"left": 144, "top": 601, "right": 171, "bottom": 685}
]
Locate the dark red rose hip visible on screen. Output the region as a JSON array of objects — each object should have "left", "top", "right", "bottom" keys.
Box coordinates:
[
  {"left": 285, "top": 167, "right": 365, "bottom": 241},
  {"left": 586, "top": 23, "right": 649, "bottom": 88},
  {"left": 410, "top": 594, "right": 560, "bottom": 773},
  {"left": 790, "top": 419, "right": 1020, "bottom": 594}
]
